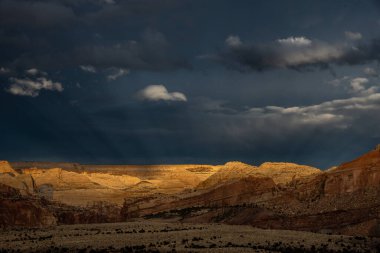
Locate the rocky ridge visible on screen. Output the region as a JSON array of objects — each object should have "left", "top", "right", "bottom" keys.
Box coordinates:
[{"left": 1, "top": 146, "right": 380, "bottom": 236}]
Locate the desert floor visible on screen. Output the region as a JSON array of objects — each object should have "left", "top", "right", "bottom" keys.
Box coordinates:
[{"left": 0, "top": 220, "right": 379, "bottom": 252}]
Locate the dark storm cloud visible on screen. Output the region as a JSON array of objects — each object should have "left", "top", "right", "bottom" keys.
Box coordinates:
[
  {"left": 374, "top": 0, "right": 380, "bottom": 8},
  {"left": 212, "top": 35, "right": 380, "bottom": 72},
  {"left": 0, "top": 0, "right": 76, "bottom": 27},
  {"left": 0, "top": 28, "right": 189, "bottom": 72},
  {"left": 0, "top": 0, "right": 180, "bottom": 27},
  {"left": 79, "top": 90, "right": 380, "bottom": 167},
  {"left": 185, "top": 92, "right": 380, "bottom": 146},
  {"left": 73, "top": 30, "right": 190, "bottom": 71},
  {"left": 0, "top": 0, "right": 189, "bottom": 72},
  {"left": 189, "top": 92, "right": 380, "bottom": 167},
  {"left": 1, "top": 0, "right": 380, "bottom": 168}
]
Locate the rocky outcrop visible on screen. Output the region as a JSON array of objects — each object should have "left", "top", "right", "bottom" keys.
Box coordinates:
[
  {"left": 324, "top": 147, "right": 380, "bottom": 196},
  {"left": 181, "top": 176, "right": 277, "bottom": 207},
  {"left": 0, "top": 161, "right": 16, "bottom": 173},
  {"left": 0, "top": 184, "right": 56, "bottom": 228},
  {"left": 126, "top": 176, "right": 278, "bottom": 217},
  {"left": 6, "top": 164, "right": 220, "bottom": 206},
  {"left": 0, "top": 183, "right": 21, "bottom": 198},
  {"left": 197, "top": 161, "right": 320, "bottom": 190},
  {"left": 2, "top": 146, "right": 380, "bottom": 236},
  {"left": 125, "top": 146, "right": 380, "bottom": 236},
  {"left": 21, "top": 168, "right": 126, "bottom": 206},
  {"left": 196, "top": 162, "right": 257, "bottom": 189},
  {"left": 52, "top": 201, "right": 124, "bottom": 224},
  {"left": 0, "top": 162, "right": 35, "bottom": 196},
  {"left": 256, "top": 162, "right": 321, "bottom": 185},
  {"left": 0, "top": 199, "right": 57, "bottom": 228}
]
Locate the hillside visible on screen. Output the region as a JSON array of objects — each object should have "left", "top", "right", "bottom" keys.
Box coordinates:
[{"left": 1, "top": 146, "right": 380, "bottom": 236}]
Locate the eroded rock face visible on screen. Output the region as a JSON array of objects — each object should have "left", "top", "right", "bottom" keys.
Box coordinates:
[
  {"left": 0, "top": 173, "right": 34, "bottom": 196},
  {"left": 53, "top": 201, "right": 124, "bottom": 225},
  {"left": 132, "top": 176, "right": 278, "bottom": 217},
  {"left": 84, "top": 172, "right": 141, "bottom": 189},
  {"left": 0, "top": 200, "right": 57, "bottom": 228},
  {"left": 0, "top": 161, "right": 16, "bottom": 173},
  {"left": 256, "top": 162, "right": 321, "bottom": 185},
  {"left": 0, "top": 162, "right": 35, "bottom": 195},
  {"left": 123, "top": 147, "right": 380, "bottom": 236},
  {"left": 197, "top": 162, "right": 321, "bottom": 190},
  {"left": 0, "top": 183, "right": 21, "bottom": 199},
  {"left": 1, "top": 146, "right": 380, "bottom": 236},
  {"left": 21, "top": 168, "right": 126, "bottom": 206},
  {"left": 0, "top": 184, "right": 57, "bottom": 228},
  {"left": 11, "top": 165, "right": 219, "bottom": 206},
  {"left": 197, "top": 162, "right": 257, "bottom": 190},
  {"left": 324, "top": 148, "right": 380, "bottom": 196}
]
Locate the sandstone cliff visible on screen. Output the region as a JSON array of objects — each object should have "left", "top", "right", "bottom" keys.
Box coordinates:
[
  {"left": 197, "top": 161, "right": 320, "bottom": 189},
  {"left": 2, "top": 147, "right": 380, "bottom": 236},
  {"left": 0, "top": 183, "right": 57, "bottom": 228},
  {"left": 123, "top": 146, "right": 380, "bottom": 236}
]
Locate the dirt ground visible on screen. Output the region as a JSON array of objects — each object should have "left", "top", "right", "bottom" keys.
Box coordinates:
[{"left": 0, "top": 221, "right": 379, "bottom": 252}]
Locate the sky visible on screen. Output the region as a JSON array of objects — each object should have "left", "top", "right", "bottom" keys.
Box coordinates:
[{"left": 1, "top": 0, "right": 380, "bottom": 168}]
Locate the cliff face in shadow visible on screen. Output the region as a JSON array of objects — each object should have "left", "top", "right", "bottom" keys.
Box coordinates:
[{"left": 0, "top": 183, "right": 57, "bottom": 228}]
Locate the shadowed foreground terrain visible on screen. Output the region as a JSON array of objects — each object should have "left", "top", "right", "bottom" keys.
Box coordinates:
[
  {"left": 1, "top": 221, "right": 379, "bottom": 252},
  {"left": 2, "top": 146, "right": 380, "bottom": 251}
]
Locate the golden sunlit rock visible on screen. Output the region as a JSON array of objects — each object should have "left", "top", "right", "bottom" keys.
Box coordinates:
[{"left": 1, "top": 146, "right": 380, "bottom": 239}]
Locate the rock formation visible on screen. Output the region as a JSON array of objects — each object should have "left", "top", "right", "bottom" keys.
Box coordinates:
[
  {"left": 0, "top": 183, "right": 57, "bottom": 228},
  {"left": 1, "top": 146, "right": 380, "bottom": 236}
]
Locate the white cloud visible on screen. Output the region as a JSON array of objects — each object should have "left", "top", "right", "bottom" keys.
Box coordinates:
[
  {"left": 79, "top": 65, "right": 96, "bottom": 73},
  {"left": 225, "top": 35, "right": 242, "bottom": 48},
  {"left": 25, "top": 68, "right": 46, "bottom": 76},
  {"left": 6, "top": 77, "right": 63, "bottom": 97},
  {"left": 363, "top": 67, "right": 378, "bottom": 77},
  {"left": 359, "top": 86, "right": 378, "bottom": 96},
  {"left": 107, "top": 68, "right": 129, "bottom": 81},
  {"left": 328, "top": 76, "right": 378, "bottom": 96},
  {"left": 26, "top": 68, "right": 39, "bottom": 75},
  {"left": 195, "top": 93, "right": 380, "bottom": 144},
  {"left": 264, "top": 93, "right": 380, "bottom": 114},
  {"left": 277, "top": 36, "right": 312, "bottom": 46},
  {"left": 242, "top": 92, "right": 380, "bottom": 131},
  {"left": 226, "top": 35, "right": 344, "bottom": 69},
  {"left": 350, "top": 77, "right": 369, "bottom": 93},
  {"left": 344, "top": 31, "right": 362, "bottom": 41},
  {"left": 137, "top": 85, "right": 187, "bottom": 102},
  {"left": 279, "top": 43, "right": 343, "bottom": 67},
  {"left": 217, "top": 34, "right": 379, "bottom": 71},
  {"left": 348, "top": 77, "right": 377, "bottom": 95}
]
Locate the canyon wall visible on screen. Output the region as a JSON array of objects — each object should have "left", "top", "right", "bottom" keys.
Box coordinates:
[{"left": 1, "top": 146, "right": 380, "bottom": 236}]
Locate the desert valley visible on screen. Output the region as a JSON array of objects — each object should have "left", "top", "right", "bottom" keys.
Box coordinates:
[
  {"left": 1, "top": 146, "right": 380, "bottom": 252},
  {"left": 2, "top": 0, "right": 380, "bottom": 252}
]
